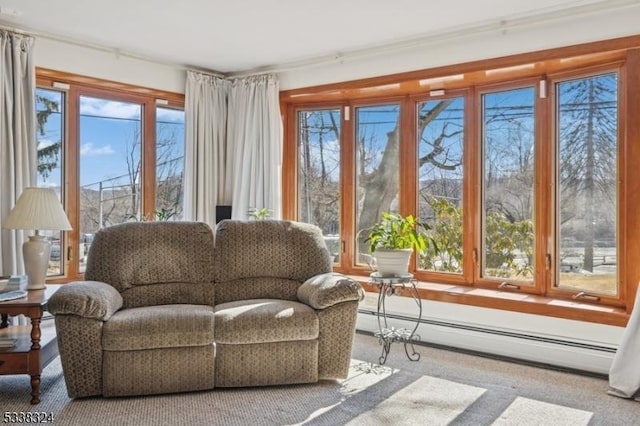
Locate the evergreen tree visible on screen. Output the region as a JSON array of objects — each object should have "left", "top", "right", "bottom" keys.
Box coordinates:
[
  {"left": 36, "top": 93, "right": 61, "bottom": 181},
  {"left": 558, "top": 73, "right": 617, "bottom": 272}
]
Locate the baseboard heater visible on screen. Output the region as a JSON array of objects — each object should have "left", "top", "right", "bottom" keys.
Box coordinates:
[{"left": 356, "top": 308, "right": 617, "bottom": 375}]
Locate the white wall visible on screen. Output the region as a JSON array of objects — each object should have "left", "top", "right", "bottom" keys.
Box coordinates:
[
  {"left": 358, "top": 294, "right": 623, "bottom": 374},
  {"left": 34, "top": 4, "right": 640, "bottom": 94},
  {"left": 34, "top": 37, "right": 185, "bottom": 94},
  {"left": 277, "top": 3, "right": 640, "bottom": 90}
]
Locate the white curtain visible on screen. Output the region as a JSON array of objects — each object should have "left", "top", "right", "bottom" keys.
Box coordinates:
[
  {"left": 608, "top": 286, "right": 640, "bottom": 401},
  {"left": 0, "top": 31, "right": 36, "bottom": 277},
  {"left": 226, "top": 74, "right": 282, "bottom": 220},
  {"left": 183, "top": 71, "right": 228, "bottom": 228}
]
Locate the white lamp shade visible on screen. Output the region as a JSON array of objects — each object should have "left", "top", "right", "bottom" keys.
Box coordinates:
[{"left": 2, "top": 187, "right": 72, "bottom": 231}]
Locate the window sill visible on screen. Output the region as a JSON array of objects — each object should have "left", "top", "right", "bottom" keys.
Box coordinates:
[{"left": 349, "top": 275, "right": 629, "bottom": 327}]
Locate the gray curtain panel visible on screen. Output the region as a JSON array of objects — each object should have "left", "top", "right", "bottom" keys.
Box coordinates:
[
  {"left": 183, "top": 72, "right": 282, "bottom": 224},
  {"left": 227, "top": 74, "right": 282, "bottom": 220},
  {"left": 608, "top": 287, "right": 640, "bottom": 401},
  {"left": 183, "top": 71, "right": 228, "bottom": 227},
  {"left": 0, "top": 30, "right": 36, "bottom": 277}
]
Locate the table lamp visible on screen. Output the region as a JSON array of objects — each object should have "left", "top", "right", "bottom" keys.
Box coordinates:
[{"left": 2, "top": 187, "right": 72, "bottom": 290}]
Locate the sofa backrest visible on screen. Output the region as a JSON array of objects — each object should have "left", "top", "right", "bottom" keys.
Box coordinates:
[
  {"left": 213, "top": 220, "right": 332, "bottom": 302},
  {"left": 84, "top": 221, "right": 215, "bottom": 308}
]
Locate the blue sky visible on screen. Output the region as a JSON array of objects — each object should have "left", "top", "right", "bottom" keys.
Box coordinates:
[{"left": 36, "top": 89, "right": 185, "bottom": 189}]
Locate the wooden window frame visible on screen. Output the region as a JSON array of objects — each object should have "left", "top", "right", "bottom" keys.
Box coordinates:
[
  {"left": 545, "top": 64, "right": 625, "bottom": 306},
  {"left": 410, "top": 89, "right": 472, "bottom": 286},
  {"left": 281, "top": 36, "right": 640, "bottom": 326},
  {"left": 473, "top": 78, "right": 542, "bottom": 293},
  {"left": 36, "top": 68, "right": 185, "bottom": 282}
]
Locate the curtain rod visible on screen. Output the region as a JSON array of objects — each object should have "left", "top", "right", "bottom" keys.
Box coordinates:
[
  {"left": 0, "top": 21, "right": 226, "bottom": 79},
  {"left": 2, "top": 0, "right": 639, "bottom": 81},
  {"left": 225, "top": 0, "right": 640, "bottom": 78}
]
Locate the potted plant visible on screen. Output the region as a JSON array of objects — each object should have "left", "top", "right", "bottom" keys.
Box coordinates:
[
  {"left": 248, "top": 207, "right": 272, "bottom": 220},
  {"left": 366, "top": 212, "right": 434, "bottom": 276}
]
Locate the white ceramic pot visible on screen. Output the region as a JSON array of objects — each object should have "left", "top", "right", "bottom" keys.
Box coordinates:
[{"left": 373, "top": 249, "right": 412, "bottom": 276}]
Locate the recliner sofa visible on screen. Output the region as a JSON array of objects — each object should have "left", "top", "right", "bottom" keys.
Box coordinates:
[{"left": 47, "top": 220, "right": 363, "bottom": 398}]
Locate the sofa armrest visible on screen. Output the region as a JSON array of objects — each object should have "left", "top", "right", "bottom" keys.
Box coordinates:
[
  {"left": 48, "top": 281, "right": 123, "bottom": 321},
  {"left": 297, "top": 273, "right": 364, "bottom": 310}
]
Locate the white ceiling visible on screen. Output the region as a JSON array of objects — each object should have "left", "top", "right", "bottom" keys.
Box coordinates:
[{"left": 0, "top": 0, "right": 635, "bottom": 76}]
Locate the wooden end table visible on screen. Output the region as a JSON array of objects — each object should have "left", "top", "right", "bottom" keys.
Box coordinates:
[{"left": 0, "top": 285, "right": 60, "bottom": 404}]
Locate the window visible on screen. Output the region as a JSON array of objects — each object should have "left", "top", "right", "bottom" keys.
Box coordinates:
[
  {"left": 36, "top": 69, "right": 185, "bottom": 280},
  {"left": 355, "top": 104, "right": 400, "bottom": 266},
  {"left": 417, "top": 96, "right": 465, "bottom": 274},
  {"left": 283, "top": 39, "right": 637, "bottom": 324},
  {"left": 36, "top": 88, "right": 65, "bottom": 276},
  {"left": 555, "top": 73, "right": 618, "bottom": 296},
  {"left": 79, "top": 96, "right": 143, "bottom": 272},
  {"left": 297, "top": 108, "right": 341, "bottom": 262},
  {"left": 480, "top": 87, "right": 535, "bottom": 282},
  {"left": 156, "top": 107, "right": 186, "bottom": 220}
]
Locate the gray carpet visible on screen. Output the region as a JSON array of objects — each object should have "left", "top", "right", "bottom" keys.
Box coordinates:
[{"left": 1, "top": 333, "right": 638, "bottom": 425}]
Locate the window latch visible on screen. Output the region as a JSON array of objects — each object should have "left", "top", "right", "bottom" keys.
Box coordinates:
[
  {"left": 572, "top": 291, "right": 600, "bottom": 302},
  {"left": 498, "top": 282, "right": 520, "bottom": 290}
]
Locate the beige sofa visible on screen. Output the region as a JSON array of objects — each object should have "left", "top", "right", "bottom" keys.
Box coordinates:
[{"left": 47, "top": 220, "right": 363, "bottom": 398}]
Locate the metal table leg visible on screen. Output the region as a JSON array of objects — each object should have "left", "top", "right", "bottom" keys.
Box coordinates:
[{"left": 371, "top": 273, "right": 422, "bottom": 364}]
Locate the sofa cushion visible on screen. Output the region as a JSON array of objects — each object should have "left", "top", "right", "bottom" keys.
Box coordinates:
[
  {"left": 48, "top": 280, "right": 123, "bottom": 320},
  {"left": 85, "top": 222, "right": 215, "bottom": 304},
  {"left": 213, "top": 220, "right": 332, "bottom": 283},
  {"left": 214, "top": 299, "right": 318, "bottom": 344},
  {"left": 298, "top": 272, "right": 364, "bottom": 309},
  {"left": 214, "top": 277, "right": 300, "bottom": 305},
  {"left": 120, "top": 282, "right": 215, "bottom": 309},
  {"left": 102, "top": 304, "right": 215, "bottom": 351}
]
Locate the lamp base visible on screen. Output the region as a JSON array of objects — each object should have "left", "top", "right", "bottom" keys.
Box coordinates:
[
  {"left": 23, "top": 235, "right": 50, "bottom": 291},
  {"left": 27, "top": 283, "right": 46, "bottom": 291}
]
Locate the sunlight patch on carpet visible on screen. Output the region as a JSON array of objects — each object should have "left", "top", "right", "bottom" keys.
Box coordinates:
[
  {"left": 341, "top": 360, "right": 398, "bottom": 396},
  {"left": 345, "top": 375, "right": 486, "bottom": 426},
  {"left": 295, "top": 360, "right": 398, "bottom": 425},
  {"left": 492, "top": 397, "right": 593, "bottom": 425}
]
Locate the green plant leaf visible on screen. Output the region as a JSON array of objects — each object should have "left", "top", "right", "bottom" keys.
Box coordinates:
[{"left": 366, "top": 212, "right": 432, "bottom": 254}]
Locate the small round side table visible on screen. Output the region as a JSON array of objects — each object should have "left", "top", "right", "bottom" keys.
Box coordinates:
[{"left": 369, "top": 272, "right": 422, "bottom": 364}]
